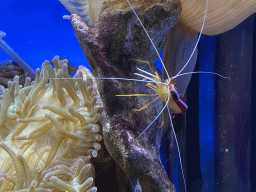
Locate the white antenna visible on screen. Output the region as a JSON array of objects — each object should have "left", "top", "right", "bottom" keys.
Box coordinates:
[
  {"left": 125, "top": 1, "right": 209, "bottom": 192},
  {"left": 176, "top": 0, "right": 209, "bottom": 76},
  {"left": 172, "top": 71, "right": 231, "bottom": 80},
  {"left": 125, "top": 0, "right": 170, "bottom": 79}
]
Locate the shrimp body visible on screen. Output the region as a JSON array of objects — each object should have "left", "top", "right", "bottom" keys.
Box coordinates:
[
  {"left": 165, "top": 78, "right": 188, "bottom": 116},
  {"left": 117, "top": 59, "right": 188, "bottom": 117}
]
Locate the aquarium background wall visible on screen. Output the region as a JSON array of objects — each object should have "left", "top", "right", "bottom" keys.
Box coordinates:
[{"left": 0, "top": 1, "right": 255, "bottom": 192}]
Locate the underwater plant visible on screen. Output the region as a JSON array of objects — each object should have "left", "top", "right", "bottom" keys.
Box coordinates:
[{"left": 0, "top": 56, "right": 102, "bottom": 191}]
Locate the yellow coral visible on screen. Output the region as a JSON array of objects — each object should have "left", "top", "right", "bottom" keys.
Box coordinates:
[{"left": 0, "top": 56, "right": 102, "bottom": 191}]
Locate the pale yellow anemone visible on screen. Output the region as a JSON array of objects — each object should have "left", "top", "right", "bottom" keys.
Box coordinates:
[
  {"left": 0, "top": 56, "right": 102, "bottom": 192},
  {"left": 181, "top": 0, "right": 256, "bottom": 35},
  {"left": 87, "top": 0, "right": 256, "bottom": 35}
]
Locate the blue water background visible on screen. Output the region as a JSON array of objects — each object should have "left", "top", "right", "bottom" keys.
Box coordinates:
[{"left": 0, "top": 0, "right": 89, "bottom": 70}]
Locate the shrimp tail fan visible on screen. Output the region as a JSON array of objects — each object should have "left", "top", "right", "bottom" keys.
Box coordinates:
[{"left": 59, "top": 0, "right": 104, "bottom": 26}]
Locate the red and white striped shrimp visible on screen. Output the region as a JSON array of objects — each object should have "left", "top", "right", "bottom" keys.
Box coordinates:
[
  {"left": 112, "top": 1, "right": 217, "bottom": 192},
  {"left": 58, "top": 0, "right": 231, "bottom": 191}
]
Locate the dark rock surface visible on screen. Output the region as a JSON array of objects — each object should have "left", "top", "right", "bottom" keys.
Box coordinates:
[{"left": 70, "top": 0, "right": 181, "bottom": 191}]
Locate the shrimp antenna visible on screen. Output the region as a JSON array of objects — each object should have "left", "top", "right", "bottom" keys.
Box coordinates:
[
  {"left": 176, "top": 0, "right": 209, "bottom": 76},
  {"left": 50, "top": 77, "right": 167, "bottom": 85},
  {"left": 172, "top": 71, "right": 231, "bottom": 80},
  {"left": 125, "top": 0, "right": 170, "bottom": 79},
  {"left": 126, "top": 0, "right": 209, "bottom": 192},
  {"left": 167, "top": 106, "right": 187, "bottom": 191}
]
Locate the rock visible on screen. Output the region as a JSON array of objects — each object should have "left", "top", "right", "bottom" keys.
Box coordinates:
[{"left": 70, "top": 0, "right": 181, "bottom": 191}]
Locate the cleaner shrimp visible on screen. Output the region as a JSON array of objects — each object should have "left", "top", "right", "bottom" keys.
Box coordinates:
[
  {"left": 57, "top": 0, "right": 230, "bottom": 191},
  {"left": 104, "top": 0, "right": 226, "bottom": 191}
]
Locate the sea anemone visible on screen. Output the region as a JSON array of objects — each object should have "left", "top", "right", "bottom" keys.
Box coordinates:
[
  {"left": 0, "top": 56, "right": 102, "bottom": 191},
  {"left": 59, "top": 0, "right": 256, "bottom": 35}
]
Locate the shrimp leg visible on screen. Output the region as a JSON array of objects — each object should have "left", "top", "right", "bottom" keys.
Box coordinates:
[
  {"left": 133, "top": 59, "right": 155, "bottom": 74},
  {"left": 133, "top": 96, "right": 160, "bottom": 111}
]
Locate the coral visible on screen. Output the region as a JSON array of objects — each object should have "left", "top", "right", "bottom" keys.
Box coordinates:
[
  {"left": 0, "top": 56, "right": 102, "bottom": 191},
  {"left": 69, "top": 0, "right": 181, "bottom": 191}
]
